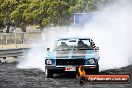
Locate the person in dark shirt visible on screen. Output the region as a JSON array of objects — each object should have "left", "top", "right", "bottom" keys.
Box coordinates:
[
  {"left": 77, "top": 40, "right": 88, "bottom": 49},
  {"left": 60, "top": 42, "right": 69, "bottom": 49}
]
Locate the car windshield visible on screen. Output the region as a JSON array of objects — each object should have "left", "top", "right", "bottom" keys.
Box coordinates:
[{"left": 55, "top": 39, "right": 93, "bottom": 50}]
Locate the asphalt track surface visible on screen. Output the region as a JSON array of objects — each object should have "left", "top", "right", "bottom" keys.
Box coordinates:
[{"left": 0, "top": 63, "right": 132, "bottom": 88}]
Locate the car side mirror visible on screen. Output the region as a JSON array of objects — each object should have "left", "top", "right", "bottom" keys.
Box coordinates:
[
  {"left": 95, "top": 47, "right": 99, "bottom": 50},
  {"left": 47, "top": 48, "right": 50, "bottom": 51}
]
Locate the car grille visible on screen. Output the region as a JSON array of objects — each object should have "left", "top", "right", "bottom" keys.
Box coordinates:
[{"left": 56, "top": 59, "right": 84, "bottom": 65}]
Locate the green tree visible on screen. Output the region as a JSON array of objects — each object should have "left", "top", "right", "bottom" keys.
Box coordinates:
[
  {"left": 1, "top": 0, "right": 18, "bottom": 32},
  {"left": 68, "top": 0, "right": 114, "bottom": 13},
  {"left": 0, "top": 0, "right": 113, "bottom": 32}
]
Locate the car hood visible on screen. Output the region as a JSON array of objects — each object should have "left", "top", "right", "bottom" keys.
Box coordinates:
[{"left": 46, "top": 50, "right": 99, "bottom": 59}]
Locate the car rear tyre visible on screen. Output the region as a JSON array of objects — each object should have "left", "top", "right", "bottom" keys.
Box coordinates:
[{"left": 45, "top": 68, "right": 54, "bottom": 78}]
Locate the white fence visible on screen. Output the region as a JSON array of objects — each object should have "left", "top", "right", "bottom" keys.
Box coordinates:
[{"left": 0, "top": 32, "right": 42, "bottom": 45}]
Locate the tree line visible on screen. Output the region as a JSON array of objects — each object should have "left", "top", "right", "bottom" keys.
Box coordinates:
[{"left": 0, "top": 0, "right": 113, "bottom": 32}]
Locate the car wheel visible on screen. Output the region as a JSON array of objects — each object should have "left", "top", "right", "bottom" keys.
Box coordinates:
[
  {"left": 45, "top": 68, "right": 54, "bottom": 78},
  {"left": 93, "top": 65, "right": 99, "bottom": 74}
]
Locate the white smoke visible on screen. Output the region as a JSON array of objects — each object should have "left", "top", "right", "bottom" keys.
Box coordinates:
[
  {"left": 81, "top": 0, "right": 132, "bottom": 71},
  {"left": 17, "top": 47, "right": 45, "bottom": 70},
  {"left": 17, "top": 27, "right": 72, "bottom": 71},
  {"left": 17, "top": 0, "right": 132, "bottom": 71}
]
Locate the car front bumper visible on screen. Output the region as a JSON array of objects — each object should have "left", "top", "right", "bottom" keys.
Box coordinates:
[{"left": 45, "top": 65, "right": 97, "bottom": 72}]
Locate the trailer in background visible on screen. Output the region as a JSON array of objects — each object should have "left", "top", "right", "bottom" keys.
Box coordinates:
[
  {"left": 74, "top": 13, "right": 92, "bottom": 26},
  {"left": 74, "top": 12, "right": 98, "bottom": 26}
]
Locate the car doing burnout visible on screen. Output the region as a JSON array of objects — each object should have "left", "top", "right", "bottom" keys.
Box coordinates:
[{"left": 45, "top": 37, "right": 100, "bottom": 78}]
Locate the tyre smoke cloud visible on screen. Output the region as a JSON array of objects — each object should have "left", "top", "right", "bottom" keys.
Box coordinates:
[
  {"left": 81, "top": 0, "right": 132, "bottom": 71},
  {"left": 17, "top": 0, "right": 132, "bottom": 71}
]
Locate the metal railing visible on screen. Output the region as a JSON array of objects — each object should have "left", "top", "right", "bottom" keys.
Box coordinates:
[{"left": 0, "top": 32, "right": 42, "bottom": 45}]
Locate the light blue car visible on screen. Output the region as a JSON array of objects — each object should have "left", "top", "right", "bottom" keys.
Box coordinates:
[{"left": 45, "top": 37, "right": 100, "bottom": 78}]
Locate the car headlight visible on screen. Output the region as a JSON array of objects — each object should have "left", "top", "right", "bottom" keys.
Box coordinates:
[
  {"left": 88, "top": 59, "right": 95, "bottom": 64},
  {"left": 46, "top": 59, "right": 52, "bottom": 65}
]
